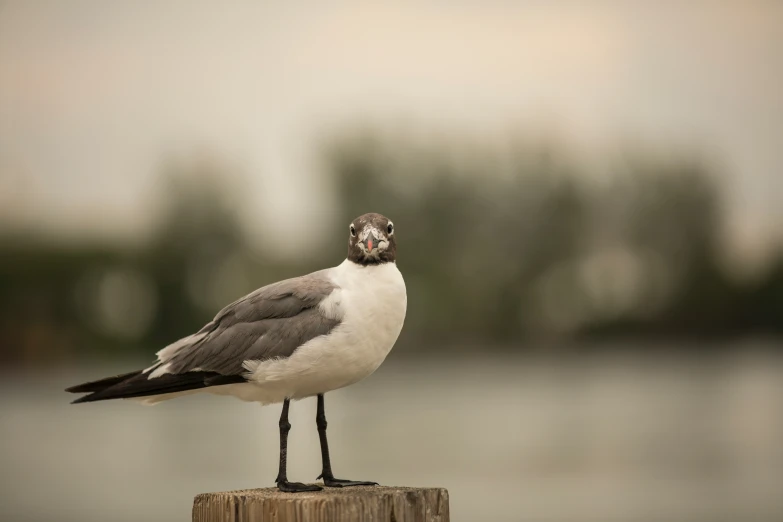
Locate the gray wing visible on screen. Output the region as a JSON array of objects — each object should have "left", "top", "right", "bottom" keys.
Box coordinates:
[{"left": 152, "top": 270, "right": 340, "bottom": 376}]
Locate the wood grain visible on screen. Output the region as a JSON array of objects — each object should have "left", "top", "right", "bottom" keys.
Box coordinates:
[{"left": 193, "top": 486, "right": 449, "bottom": 522}]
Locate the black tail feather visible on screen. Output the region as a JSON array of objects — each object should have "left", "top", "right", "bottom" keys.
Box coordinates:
[{"left": 69, "top": 371, "right": 247, "bottom": 404}]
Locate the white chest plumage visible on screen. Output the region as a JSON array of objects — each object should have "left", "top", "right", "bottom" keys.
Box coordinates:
[
  {"left": 240, "top": 260, "right": 407, "bottom": 404},
  {"left": 323, "top": 259, "right": 408, "bottom": 364}
]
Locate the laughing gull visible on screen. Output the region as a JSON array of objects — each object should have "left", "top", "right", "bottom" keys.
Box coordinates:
[{"left": 67, "top": 213, "right": 407, "bottom": 492}]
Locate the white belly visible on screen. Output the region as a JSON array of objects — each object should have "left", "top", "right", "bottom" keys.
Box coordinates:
[{"left": 240, "top": 260, "right": 407, "bottom": 404}]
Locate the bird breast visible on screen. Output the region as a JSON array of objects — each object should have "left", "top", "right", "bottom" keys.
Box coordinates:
[
  {"left": 243, "top": 259, "right": 407, "bottom": 400},
  {"left": 323, "top": 259, "right": 407, "bottom": 366}
]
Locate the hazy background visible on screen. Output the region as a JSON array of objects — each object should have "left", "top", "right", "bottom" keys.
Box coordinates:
[{"left": 1, "top": 2, "right": 782, "bottom": 521}]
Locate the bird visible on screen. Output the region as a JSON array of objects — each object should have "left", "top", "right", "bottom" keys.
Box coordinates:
[{"left": 66, "top": 212, "right": 407, "bottom": 493}]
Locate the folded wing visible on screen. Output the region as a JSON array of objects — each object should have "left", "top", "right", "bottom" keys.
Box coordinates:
[{"left": 67, "top": 271, "right": 341, "bottom": 403}]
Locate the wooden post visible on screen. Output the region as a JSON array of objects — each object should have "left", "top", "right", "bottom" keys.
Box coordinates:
[{"left": 193, "top": 486, "right": 449, "bottom": 522}]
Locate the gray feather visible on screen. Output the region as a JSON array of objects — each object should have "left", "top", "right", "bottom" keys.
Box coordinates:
[{"left": 160, "top": 271, "right": 340, "bottom": 376}]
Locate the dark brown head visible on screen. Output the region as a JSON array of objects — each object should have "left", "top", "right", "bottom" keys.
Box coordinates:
[{"left": 347, "top": 213, "right": 397, "bottom": 265}]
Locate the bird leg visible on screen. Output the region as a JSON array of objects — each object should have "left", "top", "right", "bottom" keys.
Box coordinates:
[
  {"left": 315, "top": 393, "right": 378, "bottom": 487},
  {"left": 276, "top": 398, "right": 322, "bottom": 492}
]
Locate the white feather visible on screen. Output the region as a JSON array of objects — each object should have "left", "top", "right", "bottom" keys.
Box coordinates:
[
  {"left": 148, "top": 363, "right": 172, "bottom": 378},
  {"left": 241, "top": 259, "right": 407, "bottom": 403}
]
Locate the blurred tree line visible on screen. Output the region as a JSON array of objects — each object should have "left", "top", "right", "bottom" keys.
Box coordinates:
[
  {"left": 326, "top": 133, "right": 783, "bottom": 346},
  {"left": 1, "top": 133, "right": 782, "bottom": 365}
]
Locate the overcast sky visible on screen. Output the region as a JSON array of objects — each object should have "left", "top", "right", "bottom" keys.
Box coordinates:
[{"left": 0, "top": 2, "right": 781, "bottom": 262}]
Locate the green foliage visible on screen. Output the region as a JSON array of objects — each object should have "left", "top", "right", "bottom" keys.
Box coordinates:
[
  {"left": 324, "top": 133, "right": 782, "bottom": 344},
  {"left": 0, "top": 134, "right": 781, "bottom": 364}
]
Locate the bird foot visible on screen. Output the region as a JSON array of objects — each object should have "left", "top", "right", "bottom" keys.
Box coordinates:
[
  {"left": 277, "top": 480, "right": 323, "bottom": 493},
  {"left": 317, "top": 474, "right": 378, "bottom": 488}
]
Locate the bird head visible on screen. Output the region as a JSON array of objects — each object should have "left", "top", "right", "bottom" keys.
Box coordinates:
[{"left": 347, "top": 213, "right": 397, "bottom": 265}]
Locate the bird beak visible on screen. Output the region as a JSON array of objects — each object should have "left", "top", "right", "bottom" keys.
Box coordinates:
[{"left": 362, "top": 232, "right": 379, "bottom": 252}]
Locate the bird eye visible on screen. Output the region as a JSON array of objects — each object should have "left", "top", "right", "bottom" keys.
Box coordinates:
[
  {"left": 349, "top": 224, "right": 357, "bottom": 237},
  {"left": 387, "top": 222, "right": 394, "bottom": 235}
]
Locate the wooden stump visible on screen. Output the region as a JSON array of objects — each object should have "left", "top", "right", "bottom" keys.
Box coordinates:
[{"left": 193, "top": 486, "right": 449, "bottom": 522}]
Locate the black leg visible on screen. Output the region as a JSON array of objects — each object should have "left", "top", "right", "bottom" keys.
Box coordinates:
[
  {"left": 276, "top": 398, "right": 322, "bottom": 493},
  {"left": 315, "top": 393, "right": 378, "bottom": 487}
]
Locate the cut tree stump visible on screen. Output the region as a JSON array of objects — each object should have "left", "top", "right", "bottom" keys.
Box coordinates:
[{"left": 193, "top": 486, "right": 449, "bottom": 522}]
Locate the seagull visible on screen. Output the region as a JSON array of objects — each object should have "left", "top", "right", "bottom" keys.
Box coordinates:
[{"left": 67, "top": 213, "right": 407, "bottom": 493}]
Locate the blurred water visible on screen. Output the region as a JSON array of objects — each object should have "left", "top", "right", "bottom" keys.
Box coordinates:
[{"left": 1, "top": 348, "right": 782, "bottom": 522}]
